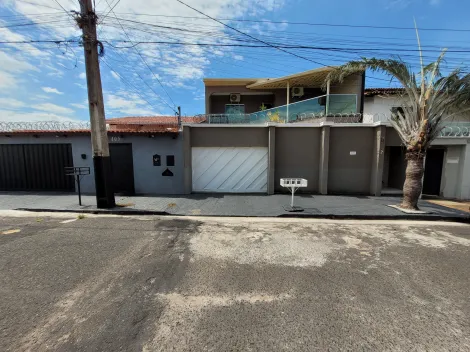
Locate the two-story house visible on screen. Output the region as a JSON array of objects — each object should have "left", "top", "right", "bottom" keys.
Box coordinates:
[{"left": 203, "top": 67, "right": 364, "bottom": 123}]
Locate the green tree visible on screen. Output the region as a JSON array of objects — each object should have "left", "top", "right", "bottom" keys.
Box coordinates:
[{"left": 324, "top": 49, "right": 470, "bottom": 209}]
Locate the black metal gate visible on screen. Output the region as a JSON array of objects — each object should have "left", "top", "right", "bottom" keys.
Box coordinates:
[
  {"left": 109, "top": 143, "right": 135, "bottom": 195},
  {"left": 0, "top": 144, "right": 74, "bottom": 191},
  {"left": 422, "top": 148, "right": 445, "bottom": 196}
]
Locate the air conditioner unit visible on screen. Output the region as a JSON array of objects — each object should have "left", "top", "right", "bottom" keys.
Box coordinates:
[
  {"left": 229, "top": 93, "right": 241, "bottom": 103},
  {"left": 292, "top": 87, "right": 304, "bottom": 97}
]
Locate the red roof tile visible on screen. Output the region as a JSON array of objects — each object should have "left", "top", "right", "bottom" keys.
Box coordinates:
[
  {"left": 0, "top": 127, "right": 179, "bottom": 135},
  {"left": 106, "top": 116, "right": 206, "bottom": 124}
]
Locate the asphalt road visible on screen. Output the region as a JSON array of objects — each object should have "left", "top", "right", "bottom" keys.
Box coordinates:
[{"left": 0, "top": 212, "right": 469, "bottom": 351}]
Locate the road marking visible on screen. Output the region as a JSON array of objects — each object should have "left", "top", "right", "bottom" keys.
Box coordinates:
[
  {"left": 61, "top": 219, "right": 78, "bottom": 224},
  {"left": 1, "top": 229, "right": 21, "bottom": 235}
]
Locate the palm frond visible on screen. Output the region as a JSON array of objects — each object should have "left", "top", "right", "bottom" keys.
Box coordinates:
[{"left": 324, "top": 51, "right": 470, "bottom": 151}]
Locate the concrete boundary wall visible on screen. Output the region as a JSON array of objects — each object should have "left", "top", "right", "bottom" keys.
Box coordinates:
[
  {"left": 0, "top": 134, "right": 185, "bottom": 195},
  {"left": 328, "top": 127, "right": 375, "bottom": 194},
  {"left": 274, "top": 127, "right": 321, "bottom": 193},
  {"left": 184, "top": 124, "right": 388, "bottom": 196}
]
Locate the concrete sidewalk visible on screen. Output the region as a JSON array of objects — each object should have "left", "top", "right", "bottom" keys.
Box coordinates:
[{"left": 0, "top": 192, "right": 468, "bottom": 221}]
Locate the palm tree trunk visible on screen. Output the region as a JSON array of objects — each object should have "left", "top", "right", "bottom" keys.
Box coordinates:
[{"left": 400, "top": 151, "right": 425, "bottom": 210}]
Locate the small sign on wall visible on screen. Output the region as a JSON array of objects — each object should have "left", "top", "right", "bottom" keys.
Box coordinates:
[
  {"left": 447, "top": 157, "right": 459, "bottom": 164},
  {"left": 350, "top": 151, "right": 357, "bottom": 156},
  {"left": 153, "top": 154, "right": 161, "bottom": 166}
]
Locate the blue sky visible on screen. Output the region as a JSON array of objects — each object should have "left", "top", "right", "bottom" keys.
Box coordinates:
[{"left": 0, "top": 0, "right": 469, "bottom": 122}]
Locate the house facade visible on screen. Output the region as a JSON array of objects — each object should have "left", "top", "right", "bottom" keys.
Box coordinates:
[
  {"left": 1, "top": 69, "right": 469, "bottom": 200},
  {"left": 363, "top": 88, "right": 470, "bottom": 200}
]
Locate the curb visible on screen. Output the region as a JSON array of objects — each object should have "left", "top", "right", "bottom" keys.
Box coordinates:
[
  {"left": 277, "top": 213, "right": 470, "bottom": 224},
  {"left": 15, "top": 208, "right": 170, "bottom": 216},
  {"left": 14, "top": 208, "right": 470, "bottom": 223}
]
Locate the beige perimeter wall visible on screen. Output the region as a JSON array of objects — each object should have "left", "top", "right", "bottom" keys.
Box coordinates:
[
  {"left": 328, "top": 127, "right": 374, "bottom": 194},
  {"left": 274, "top": 128, "right": 321, "bottom": 193}
]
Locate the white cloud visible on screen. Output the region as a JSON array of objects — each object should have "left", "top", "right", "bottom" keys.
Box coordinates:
[
  {"left": 111, "top": 71, "right": 120, "bottom": 80},
  {"left": 0, "top": 27, "right": 48, "bottom": 57},
  {"left": 42, "top": 87, "right": 64, "bottom": 95},
  {"left": 0, "top": 51, "right": 38, "bottom": 72},
  {"left": 0, "top": 71, "right": 17, "bottom": 89},
  {"left": 385, "top": 0, "right": 412, "bottom": 9},
  {"left": 0, "top": 109, "right": 80, "bottom": 123},
  {"left": 34, "top": 103, "right": 74, "bottom": 115},
  {"left": 0, "top": 0, "right": 287, "bottom": 117},
  {"left": 70, "top": 102, "right": 88, "bottom": 109},
  {"left": 30, "top": 94, "right": 52, "bottom": 101},
  {"left": 106, "top": 91, "right": 156, "bottom": 116},
  {"left": 162, "top": 65, "right": 205, "bottom": 81},
  {"left": 0, "top": 97, "right": 25, "bottom": 109}
]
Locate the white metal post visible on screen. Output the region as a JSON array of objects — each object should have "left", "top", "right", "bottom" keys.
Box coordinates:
[
  {"left": 291, "top": 187, "right": 295, "bottom": 207},
  {"left": 286, "top": 81, "right": 290, "bottom": 123},
  {"left": 326, "top": 79, "right": 331, "bottom": 115}
]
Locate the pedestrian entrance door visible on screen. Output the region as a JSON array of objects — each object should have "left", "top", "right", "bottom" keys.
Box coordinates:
[
  {"left": 109, "top": 143, "right": 135, "bottom": 195},
  {"left": 422, "top": 148, "right": 444, "bottom": 196}
]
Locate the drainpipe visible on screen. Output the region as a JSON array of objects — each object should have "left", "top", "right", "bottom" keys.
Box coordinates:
[
  {"left": 326, "top": 79, "right": 331, "bottom": 116},
  {"left": 286, "top": 81, "right": 290, "bottom": 123}
]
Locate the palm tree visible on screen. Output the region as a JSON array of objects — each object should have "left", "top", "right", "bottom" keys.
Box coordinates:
[{"left": 324, "top": 50, "right": 470, "bottom": 210}]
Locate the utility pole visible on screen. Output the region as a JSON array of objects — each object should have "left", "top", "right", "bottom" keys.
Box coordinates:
[{"left": 77, "top": 0, "right": 115, "bottom": 208}]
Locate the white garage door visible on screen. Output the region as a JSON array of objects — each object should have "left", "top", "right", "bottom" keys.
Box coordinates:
[{"left": 192, "top": 147, "right": 268, "bottom": 193}]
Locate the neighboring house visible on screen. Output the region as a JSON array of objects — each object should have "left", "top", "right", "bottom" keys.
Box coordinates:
[
  {"left": 204, "top": 67, "right": 364, "bottom": 123},
  {"left": 363, "top": 88, "right": 470, "bottom": 199},
  {"left": 0, "top": 116, "right": 203, "bottom": 195},
  {"left": 363, "top": 87, "right": 470, "bottom": 125}
]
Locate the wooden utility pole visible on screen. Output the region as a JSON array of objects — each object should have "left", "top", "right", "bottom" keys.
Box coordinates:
[{"left": 77, "top": 0, "right": 115, "bottom": 208}]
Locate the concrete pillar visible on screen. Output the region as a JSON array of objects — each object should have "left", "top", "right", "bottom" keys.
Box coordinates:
[
  {"left": 370, "top": 125, "right": 386, "bottom": 196},
  {"left": 457, "top": 143, "right": 470, "bottom": 199},
  {"left": 268, "top": 126, "right": 276, "bottom": 195},
  {"left": 318, "top": 125, "right": 330, "bottom": 194},
  {"left": 183, "top": 126, "right": 192, "bottom": 194}
]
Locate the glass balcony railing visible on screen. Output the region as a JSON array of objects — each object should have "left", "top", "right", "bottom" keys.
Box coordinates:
[
  {"left": 202, "top": 94, "right": 358, "bottom": 124},
  {"left": 327, "top": 94, "right": 357, "bottom": 115}
]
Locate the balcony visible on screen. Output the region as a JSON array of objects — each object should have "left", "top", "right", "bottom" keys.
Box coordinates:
[{"left": 201, "top": 94, "right": 359, "bottom": 124}]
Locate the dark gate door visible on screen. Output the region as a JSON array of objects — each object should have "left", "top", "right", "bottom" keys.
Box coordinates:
[
  {"left": 388, "top": 146, "right": 407, "bottom": 190},
  {"left": 422, "top": 148, "right": 445, "bottom": 196},
  {"left": 0, "top": 144, "right": 74, "bottom": 191},
  {"left": 109, "top": 144, "right": 135, "bottom": 195}
]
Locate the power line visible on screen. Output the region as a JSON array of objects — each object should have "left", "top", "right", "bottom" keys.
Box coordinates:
[
  {"left": 103, "top": 40, "right": 470, "bottom": 54},
  {"left": 101, "top": 33, "right": 182, "bottom": 111},
  {"left": 173, "top": 0, "right": 330, "bottom": 68},
  {"left": 52, "top": 0, "right": 70, "bottom": 15},
  {"left": 100, "top": 0, "right": 122, "bottom": 22},
  {"left": 102, "top": 0, "right": 177, "bottom": 112},
  {"left": 101, "top": 57, "right": 162, "bottom": 113},
  {"left": 104, "top": 17, "right": 470, "bottom": 54},
  {"left": 172, "top": 0, "right": 395, "bottom": 84},
  {"left": 0, "top": 12, "right": 64, "bottom": 19},
  {"left": 0, "top": 19, "right": 70, "bottom": 28},
  {"left": 113, "top": 13, "right": 470, "bottom": 33},
  {"left": 5, "top": 39, "right": 470, "bottom": 56},
  {"left": 15, "top": 0, "right": 62, "bottom": 11}
]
